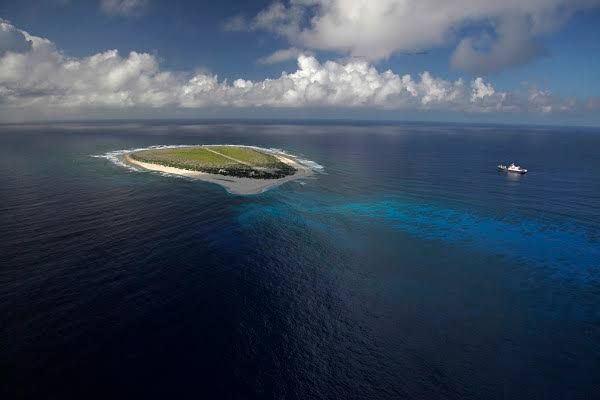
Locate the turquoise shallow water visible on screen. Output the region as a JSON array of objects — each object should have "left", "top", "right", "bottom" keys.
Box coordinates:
[
  {"left": 1, "top": 121, "right": 599, "bottom": 399},
  {"left": 238, "top": 195, "right": 599, "bottom": 280}
]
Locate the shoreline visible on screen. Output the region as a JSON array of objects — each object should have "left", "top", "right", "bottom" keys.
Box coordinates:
[{"left": 124, "top": 152, "right": 312, "bottom": 195}]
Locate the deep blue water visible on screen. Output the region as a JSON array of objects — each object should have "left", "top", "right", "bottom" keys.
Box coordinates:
[{"left": 1, "top": 121, "right": 599, "bottom": 399}]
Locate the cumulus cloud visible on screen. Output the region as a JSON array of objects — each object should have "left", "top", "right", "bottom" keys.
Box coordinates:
[
  {"left": 100, "top": 0, "right": 148, "bottom": 16},
  {"left": 234, "top": 0, "right": 600, "bottom": 73},
  {"left": 0, "top": 20, "right": 587, "bottom": 116},
  {"left": 0, "top": 19, "right": 32, "bottom": 56}
]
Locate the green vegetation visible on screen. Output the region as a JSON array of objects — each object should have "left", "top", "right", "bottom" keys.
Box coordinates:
[
  {"left": 130, "top": 146, "right": 296, "bottom": 179},
  {"left": 131, "top": 147, "right": 237, "bottom": 169},
  {"left": 208, "top": 146, "right": 282, "bottom": 167}
]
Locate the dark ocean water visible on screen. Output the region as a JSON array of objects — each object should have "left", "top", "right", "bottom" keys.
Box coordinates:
[{"left": 1, "top": 121, "right": 599, "bottom": 399}]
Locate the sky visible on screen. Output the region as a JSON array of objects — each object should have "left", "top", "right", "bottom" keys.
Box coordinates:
[{"left": 1, "top": 0, "right": 599, "bottom": 125}]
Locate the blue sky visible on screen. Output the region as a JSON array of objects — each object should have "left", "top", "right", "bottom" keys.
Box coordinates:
[{"left": 1, "top": 0, "right": 599, "bottom": 124}]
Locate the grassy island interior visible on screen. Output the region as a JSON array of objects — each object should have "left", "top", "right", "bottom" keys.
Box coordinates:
[{"left": 129, "top": 146, "right": 296, "bottom": 179}]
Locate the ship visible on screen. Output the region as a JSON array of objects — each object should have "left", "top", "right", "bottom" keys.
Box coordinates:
[{"left": 497, "top": 163, "right": 527, "bottom": 174}]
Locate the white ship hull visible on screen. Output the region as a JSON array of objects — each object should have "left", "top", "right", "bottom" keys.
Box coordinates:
[{"left": 497, "top": 164, "right": 527, "bottom": 174}]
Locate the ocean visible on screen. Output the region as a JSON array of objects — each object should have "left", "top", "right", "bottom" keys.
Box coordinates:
[{"left": 1, "top": 121, "right": 599, "bottom": 399}]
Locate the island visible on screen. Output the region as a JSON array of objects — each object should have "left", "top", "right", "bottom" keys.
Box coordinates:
[{"left": 124, "top": 145, "right": 312, "bottom": 195}]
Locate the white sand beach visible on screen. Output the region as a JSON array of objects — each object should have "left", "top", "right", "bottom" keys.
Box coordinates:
[{"left": 124, "top": 153, "right": 312, "bottom": 195}]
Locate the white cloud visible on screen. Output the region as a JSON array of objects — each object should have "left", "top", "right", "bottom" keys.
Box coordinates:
[
  {"left": 100, "top": 0, "right": 148, "bottom": 16},
  {"left": 451, "top": 16, "right": 546, "bottom": 74},
  {"left": 235, "top": 0, "right": 600, "bottom": 73},
  {"left": 0, "top": 19, "right": 32, "bottom": 56},
  {"left": 257, "top": 48, "right": 305, "bottom": 64},
  {"left": 471, "top": 78, "right": 495, "bottom": 102},
  {"left": 0, "top": 20, "right": 585, "bottom": 116}
]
